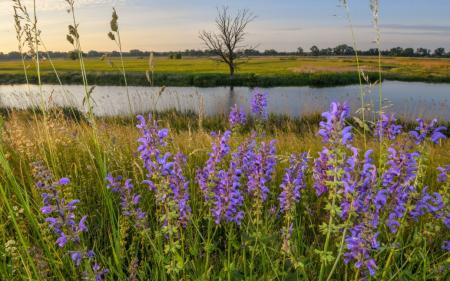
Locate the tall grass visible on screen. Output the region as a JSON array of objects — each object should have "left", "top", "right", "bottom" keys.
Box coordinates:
[
  {"left": 1, "top": 107, "right": 449, "bottom": 280},
  {"left": 0, "top": 1, "right": 449, "bottom": 281},
  {"left": 108, "top": 7, "right": 133, "bottom": 116}
]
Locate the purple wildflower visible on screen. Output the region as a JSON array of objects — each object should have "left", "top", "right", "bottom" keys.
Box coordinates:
[
  {"left": 32, "top": 161, "right": 108, "bottom": 280},
  {"left": 106, "top": 175, "right": 146, "bottom": 229},
  {"left": 312, "top": 148, "right": 332, "bottom": 196},
  {"left": 34, "top": 173, "right": 87, "bottom": 247},
  {"left": 318, "top": 101, "right": 352, "bottom": 146},
  {"left": 196, "top": 131, "right": 232, "bottom": 203},
  {"left": 410, "top": 187, "right": 444, "bottom": 221},
  {"left": 443, "top": 241, "right": 450, "bottom": 251},
  {"left": 211, "top": 150, "right": 245, "bottom": 225},
  {"left": 247, "top": 139, "right": 277, "bottom": 204},
  {"left": 251, "top": 89, "right": 268, "bottom": 120},
  {"left": 137, "top": 114, "right": 191, "bottom": 228},
  {"left": 375, "top": 113, "right": 402, "bottom": 141},
  {"left": 377, "top": 146, "right": 419, "bottom": 233},
  {"left": 92, "top": 263, "right": 110, "bottom": 281},
  {"left": 353, "top": 150, "right": 377, "bottom": 215},
  {"left": 229, "top": 104, "right": 247, "bottom": 128},
  {"left": 169, "top": 153, "right": 191, "bottom": 227},
  {"left": 197, "top": 130, "right": 247, "bottom": 225},
  {"left": 410, "top": 118, "right": 447, "bottom": 144},
  {"left": 314, "top": 100, "right": 357, "bottom": 219},
  {"left": 278, "top": 152, "right": 308, "bottom": 255},
  {"left": 437, "top": 166, "right": 450, "bottom": 183},
  {"left": 137, "top": 113, "right": 170, "bottom": 190},
  {"left": 340, "top": 148, "right": 379, "bottom": 221},
  {"left": 343, "top": 150, "right": 380, "bottom": 278},
  {"left": 344, "top": 224, "right": 379, "bottom": 277},
  {"left": 70, "top": 251, "right": 83, "bottom": 267},
  {"left": 279, "top": 153, "right": 308, "bottom": 214}
]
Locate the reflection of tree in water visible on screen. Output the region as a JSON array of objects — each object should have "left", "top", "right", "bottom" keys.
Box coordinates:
[{"left": 226, "top": 87, "right": 237, "bottom": 115}]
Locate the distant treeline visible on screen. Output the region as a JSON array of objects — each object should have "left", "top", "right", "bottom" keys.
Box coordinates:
[{"left": 1, "top": 44, "right": 449, "bottom": 60}]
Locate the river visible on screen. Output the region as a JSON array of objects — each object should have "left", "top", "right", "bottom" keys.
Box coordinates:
[{"left": 1, "top": 81, "right": 449, "bottom": 120}]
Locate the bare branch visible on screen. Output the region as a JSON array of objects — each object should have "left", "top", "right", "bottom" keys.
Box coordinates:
[{"left": 199, "top": 6, "right": 256, "bottom": 80}]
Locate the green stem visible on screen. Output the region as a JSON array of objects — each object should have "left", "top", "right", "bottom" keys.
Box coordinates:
[
  {"left": 326, "top": 226, "right": 349, "bottom": 281},
  {"left": 353, "top": 267, "right": 360, "bottom": 281},
  {"left": 318, "top": 191, "right": 336, "bottom": 281},
  {"left": 380, "top": 215, "right": 407, "bottom": 280},
  {"left": 204, "top": 216, "right": 212, "bottom": 278},
  {"left": 116, "top": 28, "right": 133, "bottom": 117},
  {"left": 249, "top": 209, "right": 261, "bottom": 279},
  {"left": 343, "top": 1, "right": 366, "bottom": 149},
  {"left": 227, "top": 226, "right": 233, "bottom": 281}
]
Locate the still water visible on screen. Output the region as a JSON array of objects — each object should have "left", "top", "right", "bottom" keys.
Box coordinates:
[{"left": 0, "top": 81, "right": 449, "bottom": 120}]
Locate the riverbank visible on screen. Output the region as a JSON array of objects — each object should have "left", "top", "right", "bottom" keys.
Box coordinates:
[
  {"left": 2, "top": 71, "right": 450, "bottom": 87},
  {"left": 2, "top": 106, "right": 449, "bottom": 136}
]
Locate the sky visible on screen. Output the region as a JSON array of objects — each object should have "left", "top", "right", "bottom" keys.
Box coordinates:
[{"left": 1, "top": 0, "right": 450, "bottom": 53}]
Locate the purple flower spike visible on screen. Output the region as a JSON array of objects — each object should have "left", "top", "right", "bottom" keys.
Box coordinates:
[
  {"left": 312, "top": 148, "right": 331, "bottom": 196},
  {"left": 437, "top": 166, "right": 450, "bottom": 183},
  {"left": 106, "top": 174, "right": 147, "bottom": 229},
  {"left": 137, "top": 114, "right": 191, "bottom": 229},
  {"left": 247, "top": 139, "right": 277, "bottom": 203},
  {"left": 410, "top": 187, "right": 444, "bottom": 220},
  {"left": 375, "top": 113, "right": 402, "bottom": 141},
  {"left": 196, "top": 131, "right": 232, "bottom": 203},
  {"left": 410, "top": 118, "right": 447, "bottom": 144},
  {"left": 378, "top": 147, "right": 419, "bottom": 233},
  {"left": 318, "top": 101, "right": 352, "bottom": 146},
  {"left": 279, "top": 153, "right": 308, "bottom": 214},
  {"left": 70, "top": 251, "right": 83, "bottom": 267},
  {"left": 344, "top": 224, "right": 379, "bottom": 277},
  {"left": 32, "top": 161, "right": 108, "bottom": 279},
  {"left": 59, "top": 178, "right": 70, "bottom": 185},
  {"left": 33, "top": 167, "right": 89, "bottom": 247},
  {"left": 56, "top": 232, "right": 68, "bottom": 248},
  {"left": 197, "top": 130, "right": 246, "bottom": 225},
  {"left": 251, "top": 89, "right": 268, "bottom": 120},
  {"left": 169, "top": 153, "right": 192, "bottom": 227},
  {"left": 229, "top": 104, "right": 247, "bottom": 128}
]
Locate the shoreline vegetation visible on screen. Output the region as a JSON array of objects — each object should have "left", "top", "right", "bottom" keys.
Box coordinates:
[
  {"left": 2, "top": 107, "right": 449, "bottom": 135},
  {"left": 1, "top": 56, "right": 450, "bottom": 87}
]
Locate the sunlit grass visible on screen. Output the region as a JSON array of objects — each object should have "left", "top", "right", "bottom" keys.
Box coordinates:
[
  {"left": 1, "top": 56, "right": 450, "bottom": 78},
  {"left": 1, "top": 108, "right": 449, "bottom": 280}
]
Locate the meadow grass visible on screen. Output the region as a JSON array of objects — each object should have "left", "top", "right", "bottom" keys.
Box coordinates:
[
  {"left": 0, "top": 108, "right": 449, "bottom": 280},
  {"left": 1, "top": 1, "right": 449, "bottom": 280}
]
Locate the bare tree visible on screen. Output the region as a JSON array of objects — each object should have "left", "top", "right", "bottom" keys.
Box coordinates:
[{"left": 200, "top": 7, "right": 256, "bottom": 84}]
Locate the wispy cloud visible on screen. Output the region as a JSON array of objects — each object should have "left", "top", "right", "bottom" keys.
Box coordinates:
[
  {"left": 1, "top": 1, "right": 449, "bottom": 52},
  {"left": 354, "top": 23, "right": 450, "bottom": 36},
  {"left": 0, "top": 0, "right": 125, "bottom": 11}
]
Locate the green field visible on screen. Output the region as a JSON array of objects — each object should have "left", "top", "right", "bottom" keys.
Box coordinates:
[{"left": 1, "top": 56, "right": 450, "bottom": 86}]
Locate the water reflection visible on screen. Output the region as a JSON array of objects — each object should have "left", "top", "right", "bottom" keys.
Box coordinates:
[{"left": 0, "top": 81, "right": 449, "bottom": 120}]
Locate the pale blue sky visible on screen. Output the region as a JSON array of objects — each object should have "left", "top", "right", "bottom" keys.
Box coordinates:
[{"left": 1, "top": 0, "right": 449, "bottom": 52}]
